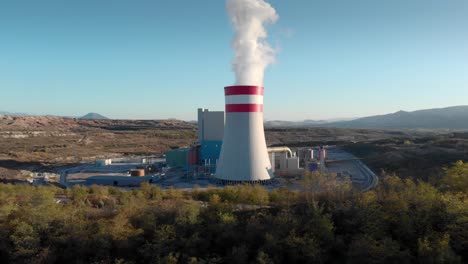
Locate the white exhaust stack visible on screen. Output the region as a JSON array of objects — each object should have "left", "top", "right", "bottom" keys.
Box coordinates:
[{"left": 215, "top": 85, "right": 273, "bottom": 183}]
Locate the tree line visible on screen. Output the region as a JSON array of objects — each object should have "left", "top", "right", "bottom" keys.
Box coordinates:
[{"left": 0, "top": 161, "right": 467, "bottom": 263}]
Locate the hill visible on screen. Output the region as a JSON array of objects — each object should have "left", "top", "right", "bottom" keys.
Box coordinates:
[
  {"left": 0, "top": 115, "right": 197, "bottom": 173},
  {"left": 264, "top": 118, "right": 355, "bottom": 128},
  {"left": 265, "top": 106, "right": 468, "bottom": 130},
  {"left": 0, "top": 115, "right": 194, "bottom": 132},
  {"left": 0, "top": 111, "right": 29, "bottom": 116},
  {"left": 326, "top": 106, "right": 468, "bottom": 129},
  {"left": 80, "top": 112, "right": 109, "bottom": 120},
  {"left": 265, "top": 120, "right": 328, "bottom": 127}
]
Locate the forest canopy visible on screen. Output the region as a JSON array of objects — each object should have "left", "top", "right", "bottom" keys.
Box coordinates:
[{"left": 0, "top": 161, "right": 467, "bottom": 263}]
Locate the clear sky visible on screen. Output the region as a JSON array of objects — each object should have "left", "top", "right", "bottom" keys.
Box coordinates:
[{"left": 1, "top": 0, "right": 467, "bottom": 121}]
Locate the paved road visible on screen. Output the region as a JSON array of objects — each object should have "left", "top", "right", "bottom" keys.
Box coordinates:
[{"left": 325, "top": 147, "right": 378, "bottom": 191}]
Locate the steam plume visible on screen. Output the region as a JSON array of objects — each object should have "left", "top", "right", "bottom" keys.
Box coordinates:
[{"left": 226, "top": 0, "right": 278, "bottom": 86}]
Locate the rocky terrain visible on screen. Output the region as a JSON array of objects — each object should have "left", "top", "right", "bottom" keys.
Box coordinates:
[
  {"left": 0, "top": 115, "right": 197, "bottom": 179},
  {"left": 0, "top": 115, "right": 194, "bottom": 132}
]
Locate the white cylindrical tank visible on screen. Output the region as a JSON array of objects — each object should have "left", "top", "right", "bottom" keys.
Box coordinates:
[{"left": 215, "top": 86, "right": 273, "bottom": 182}]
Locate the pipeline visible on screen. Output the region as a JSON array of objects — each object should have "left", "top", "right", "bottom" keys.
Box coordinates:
[{"left": 267, "top": 147, "right": 293, "bottom": 158}]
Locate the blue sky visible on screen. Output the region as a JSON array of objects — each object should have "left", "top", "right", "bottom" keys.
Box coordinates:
[{"left": 1, "top": 0, "right": 467, "bottom": 120}]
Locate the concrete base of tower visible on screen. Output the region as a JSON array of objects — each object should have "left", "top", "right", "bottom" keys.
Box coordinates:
[{"left": 213, "top": 178, "right": 274, "bottom": 186}]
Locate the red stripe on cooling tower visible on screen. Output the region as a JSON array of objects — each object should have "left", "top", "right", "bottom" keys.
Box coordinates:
[
  {"left": 226, "top": 104, "right": 263, "bottom": 113},
  {"left": 225, "top": 86, "right": 264, "bottom": 96}
]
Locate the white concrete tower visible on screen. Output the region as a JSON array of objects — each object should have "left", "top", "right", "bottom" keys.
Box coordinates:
[{"left": 215, "top": 85, "right": 273, "bottom": 183}]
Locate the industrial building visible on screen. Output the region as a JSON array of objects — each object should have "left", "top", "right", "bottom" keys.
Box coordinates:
[
  {"left": 164, "top": 96, "right": 329, "bottom": 183},
  {"left": 198, "top": 108, "right": 224, "bottom": 166},
  {"left": 268, "top": 147, "right": 301, "bottom": 177},
  {"left": 165, "top": 108, "right": 224, "bottom": 173},
  {"left": 165, "top": 147, "right": 197, "bottom": 168}
]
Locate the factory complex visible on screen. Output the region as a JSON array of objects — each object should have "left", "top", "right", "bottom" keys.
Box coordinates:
[
  {"left": 55, "top": 85, "right": 377, "bottom": 191},
  {"left": 166, "top": 86, "right": 330, "bottom": 184},
  {"left": 58, "top": 102, "right": 336, "bottom": 189},
  {"left": 53, "top": 83, "right": 377, "bottom": 191}
]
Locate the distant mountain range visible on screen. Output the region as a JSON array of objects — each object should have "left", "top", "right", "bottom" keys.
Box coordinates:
[
  {"left": 80, "top": 113, "right": 109, "bottom": 120},
  {"left": 324, "top": 106, "right": 468, "bottom": 129},
  {"left": 2, "top": 106, "right": 468, "bottom": 129},
  {"left": 265, "top": 106, "right": 468, "bottom": 130},
  {"left": 264, "top": 118, "right": 355, "bottom": 128},
  {"left": 0, "top": 111, "right": 29, "bottom": 116},
  {"left": 0, "top": 111, "right": 109, "bottom": 120}
]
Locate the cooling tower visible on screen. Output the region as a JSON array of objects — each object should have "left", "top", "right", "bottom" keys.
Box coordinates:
[{"left": 215, "top": 85, "right": 273, "bottom": 183}]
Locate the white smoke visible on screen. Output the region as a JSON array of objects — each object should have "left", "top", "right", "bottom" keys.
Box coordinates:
[{"left": 226, "top": 0, "right": 278, "bottom": 86}]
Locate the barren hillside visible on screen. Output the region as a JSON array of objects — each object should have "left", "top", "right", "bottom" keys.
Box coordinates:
[{"left": 0, "top": 116, "right": 197, "bottom": 178}]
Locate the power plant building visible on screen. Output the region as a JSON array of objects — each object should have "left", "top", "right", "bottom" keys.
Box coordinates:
[
  {"left": 198, "top": 108, "right": 224, "bottom": 165},
  {"left": 165, "top": 104, "right": 324, "bottom": 180},
  {"left": 166, "top": 148, "right": 192, "bottom": 168}
]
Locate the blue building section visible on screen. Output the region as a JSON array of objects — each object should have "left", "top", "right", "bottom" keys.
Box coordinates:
[
  {"left": 308, "top": 163, "right": 319, "bottom": 172},
  {"left": 200, "top": 140, "right": 222, "bottom": 165}
]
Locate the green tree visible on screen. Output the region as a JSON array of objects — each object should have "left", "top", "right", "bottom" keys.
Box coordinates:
[
  {"left": 347, "top": 236, "right": 411, "bottom": 264},
  {"left": 441, "top": 161, "right": 468, "bottom": 192},
  {"left": 9, "top": 221, "right": 40, "bottom": 261},
  {"left": 417, "top": 233, "right": 461, "bottom": 264}
]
